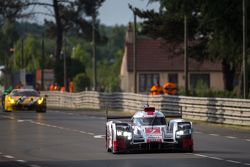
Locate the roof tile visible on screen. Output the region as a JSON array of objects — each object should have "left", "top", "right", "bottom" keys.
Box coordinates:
[{"left": 126, "top": 38, "right": 222, "bottom": 72}]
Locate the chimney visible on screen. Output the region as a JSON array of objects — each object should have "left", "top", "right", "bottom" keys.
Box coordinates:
[{"left": 125, "top": 22, "right": 133, "bottom": 44}]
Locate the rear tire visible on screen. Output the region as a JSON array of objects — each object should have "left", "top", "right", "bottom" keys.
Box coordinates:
[{"left": 187, "top": 146, "right": 193, "bottom": 153}]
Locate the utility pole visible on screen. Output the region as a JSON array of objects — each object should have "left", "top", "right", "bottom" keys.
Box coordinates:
[
  {"left": 63, "top": 35, "right": 67, "bottom": 92},
  {"left": 41, "top": 33, "right": 45, "bottom": 90},
  {"left": 92, "top": 7, "right": 96, "bottom": 91},
  {"left": 129, "top": 4, "right": 137, "bottom": 93},
  {"left": 184, "top": 0, "right": 189, "bottom": 96},
  {"left": 21, "top": 38, "right": 24, "bottom": 69},
  {"left": 243, "top": 0, "right": 247, "bottom": 98}
]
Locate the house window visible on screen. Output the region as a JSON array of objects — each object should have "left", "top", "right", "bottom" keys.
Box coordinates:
[
  {"left": 139, "top": 73, "right": 159, "bottom": 92},
  {"left": 190, "top": 73, "right": 210, "bottom": 89},
  {"left": 168, "top": 73, "right": 178, "bottom": 85}
]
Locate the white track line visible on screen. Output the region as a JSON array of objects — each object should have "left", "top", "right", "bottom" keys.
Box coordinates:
[
  {"left": 226, "top": 136, "right": 237, "bottom": 139},
  {"left": 94, "top": 135, "right": 105, "bottom": 139},
  {"left": 193, "top": 154, "right": 208, "bottom": 158},
  {"left": 4, "top": 155, "right": 14, "bottom": 159},
  {"left": 79, "top": 131, "right": 87, "bottom": 134},
  {"left": 192, "top": 154, "right": 250, "bottom": 166},
  {"left": 195, "top": 131, "right": 250, "bottom": 142},
  {"left": 1, "top": 116, "right": 15, "bottom": 119},
  {"left": 16, "top": 160, "right": 27, "bottom": 163},
  {"left": 226, "top": 160, "right": 241, "bottom": 164},
  {"left": 30, "top": 165, "right": 41, "bottom": 167},
  {"left": 87, "top": 132, "right": 95, "bottom": 135},
  {"left": 207, "top": 156, "right": 223, "bottom": 161},
  {"left": 29, "top": 120, "right": 96, "bottom": 137}
]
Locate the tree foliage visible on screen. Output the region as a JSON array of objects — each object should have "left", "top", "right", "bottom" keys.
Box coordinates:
[
  {"left": 10, "top": 34, "right": 55, "bottom": 72},
  {"left": 136, "top": 0, "right": 250, "bottom": 91},
  {"left": 0, "top": 0, "right": 30, "bottom": 67},
  {"left": 0, "top": 0, "right": 125, "bottom": 92},
  {"left": 73, "top": 73, "right": 90, "bottom": 92},
  {"left": 0, "top": 0, "right": 30, "bottom": 23}
]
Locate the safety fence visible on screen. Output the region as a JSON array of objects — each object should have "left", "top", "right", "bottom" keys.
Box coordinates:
[{"left": 41, "top": 91, "right": 250, "bottom": 126}]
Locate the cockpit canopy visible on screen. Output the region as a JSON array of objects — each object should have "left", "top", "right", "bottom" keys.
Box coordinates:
[
  {"left": 133, "top": 117, "right": 166, "bottom": 126},
  {"left": 10, "top": 89, "right": 40, "bottom": 97},
  {"left": 177, "top": 122, "right": 191, "bottom": 130}
]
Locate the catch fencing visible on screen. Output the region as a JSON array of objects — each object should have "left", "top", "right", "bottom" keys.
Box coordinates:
[{"left": 41, "top": 91, "right": 250, "bottom": 126}]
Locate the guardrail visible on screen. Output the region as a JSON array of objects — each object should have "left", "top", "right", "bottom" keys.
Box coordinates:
[{"left": 41, "top": 91, "right": 250, "bottom": 126}]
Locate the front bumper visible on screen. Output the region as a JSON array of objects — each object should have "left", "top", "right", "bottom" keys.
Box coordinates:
[
  {"left": 115, "top": 136, "right": 193, "bottom": 153},
  {"left": 7, "top": 102, "right": 46, "bottom": 111}
]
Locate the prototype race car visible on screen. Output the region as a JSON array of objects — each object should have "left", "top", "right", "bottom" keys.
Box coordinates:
[
  {"left": 106, "top": 106, "right": 193, "bottom": 153},
  {"left": 3, "top": 89, "right": 46, "bottom": 113}
]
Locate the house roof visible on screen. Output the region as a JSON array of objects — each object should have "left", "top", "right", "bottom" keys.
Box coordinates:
[{"left": 126, "top": 38, "right": 222, "bottom": 72}]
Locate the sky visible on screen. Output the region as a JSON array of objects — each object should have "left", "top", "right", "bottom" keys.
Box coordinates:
[
  {"left": 33, "top": 0, "right": 160, "bottom": 26},
  {"left": 98, "top": 0, "right": 160, "bottom": 26}
]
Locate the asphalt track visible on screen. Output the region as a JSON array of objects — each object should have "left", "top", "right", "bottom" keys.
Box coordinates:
[{"left": 0, "top": 109, "right": 249, "bottom": 167}]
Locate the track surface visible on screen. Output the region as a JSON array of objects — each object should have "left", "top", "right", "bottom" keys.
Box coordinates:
[{"left": 0, "top": 110, "right": 250, "bottom": 167}]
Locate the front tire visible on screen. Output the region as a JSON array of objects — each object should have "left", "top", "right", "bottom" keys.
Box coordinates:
[
  {"left": 106, "top": 128, "right": 111, "bottom": 152},
  {"left": 36, "top": 107, "right": 46, "bottom": 113},
  {"left": 187, "top": 146, "right": 193, "bottom": 153},
  {"left": 3, "top": 109, "right": 12, "bottom": 112},
  {"left": 3, "top": 105, "right": 12, "bottom": 112},
  {"left": 111, "top": 130, "right": 118, "bottom": 154}
]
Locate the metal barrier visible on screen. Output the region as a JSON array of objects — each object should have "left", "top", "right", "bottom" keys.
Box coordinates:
[{"left": 41, "top": 91, "right": 250, "bottom": 126}]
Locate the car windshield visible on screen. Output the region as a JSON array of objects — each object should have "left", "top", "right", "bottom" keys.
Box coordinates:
[
  {"left": 11, "top": 90, "right": 39, "bottom": 97},
  {"left": 133, "top": 117, "right": 166, "bottom": 126},
  {"left": 177, "top": 122, "right": 191, "bottom": 130}
]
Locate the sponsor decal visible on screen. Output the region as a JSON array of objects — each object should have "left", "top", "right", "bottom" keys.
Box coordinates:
[
  {"left": 145, "top": 128, "right": 162, "bottom": 143},
  {"left": 145, "top": 128, "right": 160, "bottom": 135},
  {"left": 147, "top": 138, "right": 162, "bottom": 143}
]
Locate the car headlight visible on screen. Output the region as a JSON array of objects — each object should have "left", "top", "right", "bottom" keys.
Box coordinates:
[
  {"left": 37, "top": 98, "right": 44, "bottom": 105},
  {"left": 8, "top": 97, "right": 15, "bottom": 104},
  {"left": 117, "top": 131, "right": 132, "bottom": 140},
  {"left": 117, "top": 131, "right": 123, "bottom": 136},
  {"left": 176, "top": 129, "right": 192, "bottom": 138},
  {"left": 176, "top": 130, "right": 184, "bottom": 136},
  {"left": 123, "top": 131, "right": 132, "bottom": 140}
]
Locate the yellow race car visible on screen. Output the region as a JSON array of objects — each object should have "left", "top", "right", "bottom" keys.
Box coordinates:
[{"left": 4, "top": 89, "right": 46, "bottom": 113}]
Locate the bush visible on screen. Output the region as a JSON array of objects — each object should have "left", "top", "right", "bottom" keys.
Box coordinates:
[
  {"left": 178, "top": 81, "right": 238, "bottom": 98},
  {"left": 192, "top": 80, "right": 216, "bottom": 97},
  {"left": 73, "top": 73, "right": 90, "bottom": 92}
]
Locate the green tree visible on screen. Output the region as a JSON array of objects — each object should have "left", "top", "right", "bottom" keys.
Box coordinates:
[
  {"left": 97, "top": 49, "right": 123, "bottom": 92},
  {"left": 68, "top": 43, "right": 90, "bottom": 80},
  {"left": 135, "top": 0, "right": 250, "bottom": 91},
  {"left": 8, "top": 34, "right": 55, "bottom": 72},
  {"left": 42, "top": 0, "right": 105, "bottom": 84},
  {"left": 73, "top": 73, "right": 90, "bottom": 92},
  {"left": 197, "top": 0, "right": 250, "bottom": 91},
  {"left": 0, "top": 0, "right": 30, "bottom": 66},
  {"left": 71, "top": 44, "right": 90, "bottom": 65},
  {"left": 13, "top": 35, "right": 40, "bottom": 72}
]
